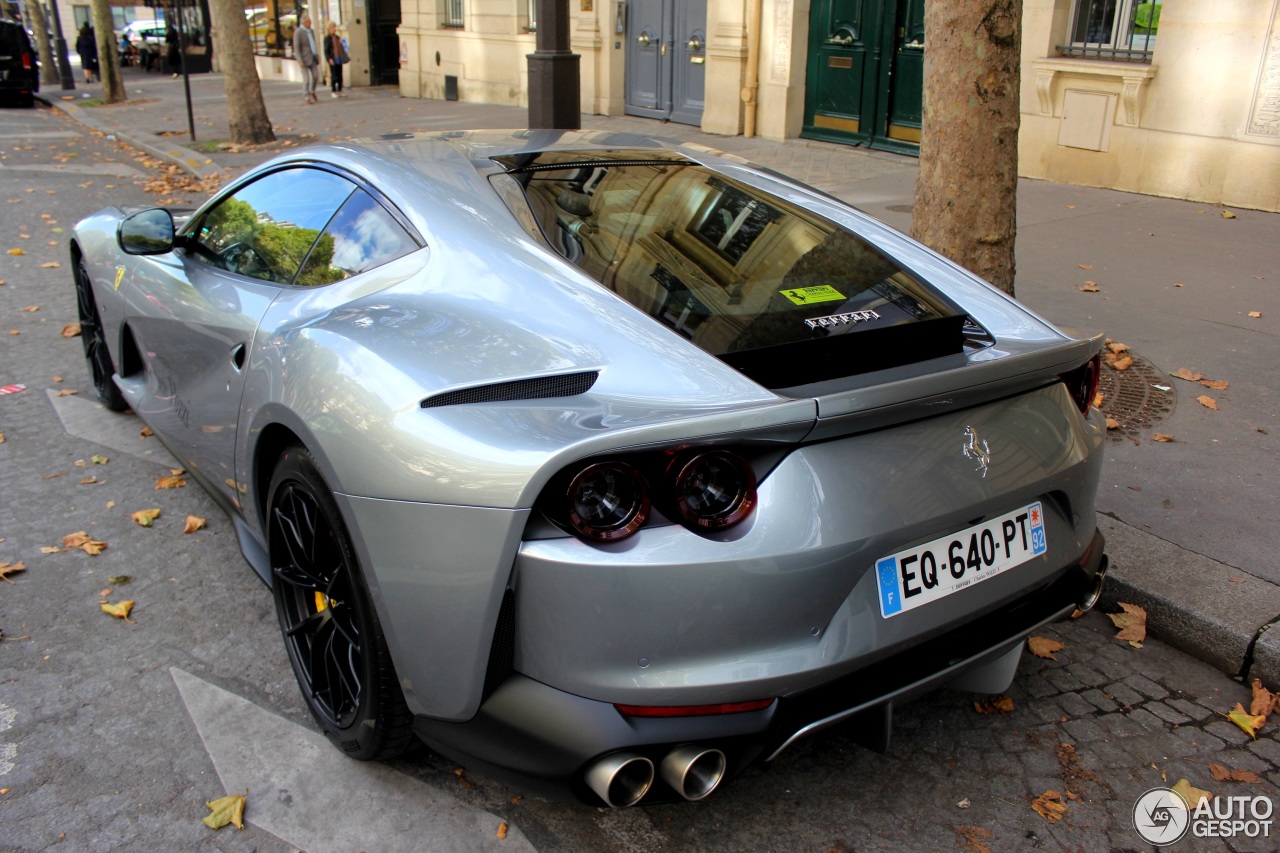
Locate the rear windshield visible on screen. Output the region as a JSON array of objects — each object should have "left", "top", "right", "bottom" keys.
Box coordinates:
[{"left": 495, "top": 151, "right": 965, "bottom": 389}]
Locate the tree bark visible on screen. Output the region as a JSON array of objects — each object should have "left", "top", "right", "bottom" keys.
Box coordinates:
[
  {"left": 28, "top": 1, "right": 60, "bottom": 88},
  {"left": 90, "top": 0, "right": 126, "bottom": 103},
  {"left": 208, "top": 0, "right": 275, "bottom": 144},
  {"left": 911, "top": 0, "right": 1021, "bottom": 296}
]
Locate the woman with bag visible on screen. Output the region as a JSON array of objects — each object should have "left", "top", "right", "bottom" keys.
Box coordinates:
[{"left": 324, "top": 22, "right": 348, "bottom": 98}]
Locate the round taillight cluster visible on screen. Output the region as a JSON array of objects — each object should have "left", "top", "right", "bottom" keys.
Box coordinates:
[{"left": 563, "top": 451, "right": 758, "bottom": 543}]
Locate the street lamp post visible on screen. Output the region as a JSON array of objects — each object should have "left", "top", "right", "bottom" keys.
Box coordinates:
[
  {"left": 527, "top": 0, "right": 579, "bottom": 129},
  {"left": 46, "top": 0, "right": 76, "bottom": 91}
]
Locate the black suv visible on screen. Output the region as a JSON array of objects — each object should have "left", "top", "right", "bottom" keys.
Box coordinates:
[{"left": 1, "top": 20, "right": 39, "bottom": 107}]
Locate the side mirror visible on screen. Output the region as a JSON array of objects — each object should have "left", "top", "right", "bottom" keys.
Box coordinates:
[{"left": 118, "top": 208, "right": 176, "bottom": 255}]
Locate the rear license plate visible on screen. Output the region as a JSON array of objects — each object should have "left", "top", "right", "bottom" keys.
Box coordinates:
[{"left": 876, "top": 502, "right": 1047, "bottom": 618}]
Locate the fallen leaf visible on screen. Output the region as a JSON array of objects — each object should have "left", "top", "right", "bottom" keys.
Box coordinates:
[
  {"left": 1209, "top": 763, "right": 1263, "bottom": 784},
  {"left": 1105, "top": 416, "right": 1121, "bottom": 430},
  {"left": 61, "top": 324, "right": 82, "bottom": 338},
  {"left": 957, "top": 797, "right": 971, "bottom": 809},
  {"left": 53, "top": 389, "right": 78, "bottom": 397},
  {"left": 101, "top": 600, "right": 135, "bottom": 622},
  {"left": 202, "top": 793, "right": 246, "bottom": 830},
  {"left": 1079, "top": 281, "right": 1100, "bottom": 292},
  {"left": 0, "top": 561, "right": 26, "bottom": 583},
  {"left": 109, "top": 575, "right": 132, "bottom": 585},
  {"left": 1250, "top": 679, "right": 1275, "bottom": 719},
  {"left": 1200, "top": 379, "right": 1229, "bottom": 390},
  {"left": 1221, "top": 210, "right": 1237, "bottom": 219},
  {"left": 1152, "top": 434, "right": 1174, "bottom": 442},
  {"left": 131, "top": 508, "right": 162, "bottom": 527},
  {"left": 91, "top": 455, "right": 108, "bottom": 465},
  {"left": 1229, "top": 576, "right": 1246, "bottom": 584},
  {"left": 973, "top": 696, "right": 1015, "bottom": 715},
  {"left": 1171, "top": 368, "right": 1204, "bottom": 382},
  {"left": 1248, "top": 311, "right": 1262, "bottom": 318},
  {"left": 169, "top": 467, "right": 186, "bottom": 476},
  {"left": 79, "top": 477, "right": 97, "bottom": 485},
  {"left": 140, "top": 426, "right": 153, "bottom": 437},
  {"left": 1197, "top": 395, "right": 1219, "bottom": 410},
  {"left": 155, "top": 475, "right": 188, "bottom": 489},
  {"left": 1064, "top": 790, "right": 1081, "bottom": 801},
  {"left": 40, "top": 262, "right": 61, "bottom": 269},
  {"left": 22, "top": 305, "right": 39, "bottom": 313},
  {"left": 1172, "top": 778, "right": 1212, "bottom": 809},
  {"left": 496, "top": 821, "right": 509, "bottom": 840},
  {"left": 1078, "top": 263, "right": 1093, "bottom": 270},
  {"left": 1031, "top": 790, "right": 1067, "bottom": 823},
  {"left": 454, "top": 767, "right": 477, "bottom": 789},
  {"left": 1107, "top": 341, "right": 1128, "bottom": 354},
  {"left": 7, "top": 248, "right": 25, "bottom": 255},
  {"left": 955, "top": 825, "right": 992, "bottom": 853},
  {"left": 1028, "top": 636, "right": 1065, "bottom": 660},
  {"left": 40, "top": 546, "right": 61, "bottom": 554},
  {"left": 1107, "top": 602, "right": 1147, "bottom": 643},
  {"left": 183, "top": 515, "right": 207, "bottom": 534},
  {"left": 1173, "top": 282, "right": 1185, "bottom": 287},
  {"left": 1111, "top": 356, "right": 1133, "bottom": 371},
  {"left": 1227, "top": 703, "right": 1266, "bottom": 738}
]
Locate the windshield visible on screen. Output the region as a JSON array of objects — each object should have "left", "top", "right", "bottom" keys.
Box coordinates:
[{"left": 495, "top": 150, "right": 966, "bottom": 389}]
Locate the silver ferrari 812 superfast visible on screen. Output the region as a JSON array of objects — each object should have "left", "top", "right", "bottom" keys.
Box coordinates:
[{"left": 70, "top": 130, "right": 1108, "bottom": 806}]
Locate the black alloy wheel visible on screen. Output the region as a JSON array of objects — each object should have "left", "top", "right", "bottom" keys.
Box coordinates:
[
  {"left": 268, "top": 447, "right": 412, "bottom": 760},
  {"left": 74, "top": 258, "right": 128, "bottom": 412}
]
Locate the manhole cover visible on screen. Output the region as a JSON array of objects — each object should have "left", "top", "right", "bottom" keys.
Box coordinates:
[{"left": 1098, "top": 354, "right": 1176, "bottom": 443}]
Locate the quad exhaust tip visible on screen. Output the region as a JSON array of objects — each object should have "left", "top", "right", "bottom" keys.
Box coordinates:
[
  {"left": 585, "top": 753, "right": 654, "bottom": 808},
  {"left": 661, "top": 745, "right": 727, "bottom": 801}
]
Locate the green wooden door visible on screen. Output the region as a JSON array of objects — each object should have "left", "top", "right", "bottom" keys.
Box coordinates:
[
  {"left": 803, "top": 0, "right": 881, "bottom": 144},
  {"left": 881, "top": 0, "right": 924, "bottom": 150}
]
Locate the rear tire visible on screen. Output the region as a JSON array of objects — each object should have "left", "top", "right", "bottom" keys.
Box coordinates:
[
  {"left": 267, "top": 447, "right": 413, "bottom": 761},
  {"left": 74, "top": 257, "right": 128, "bottom": 412}
]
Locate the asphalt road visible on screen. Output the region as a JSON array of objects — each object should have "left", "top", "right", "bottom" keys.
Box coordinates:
[{"left": 2, "top": 101, "right": 1278, "bottom": 852}]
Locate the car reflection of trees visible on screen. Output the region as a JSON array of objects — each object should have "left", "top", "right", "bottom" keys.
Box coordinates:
[{"left": 204, "top": 197, "right": 344, "bottom": 286}]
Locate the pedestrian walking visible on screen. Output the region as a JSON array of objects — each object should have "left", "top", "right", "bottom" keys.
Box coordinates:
[
  {"left": 76, "top": 24, "right": 98, "bottom": 83},
  {"left": 324, "top": 22, "right": 348, "bottom": 97},
  {"left": 292, "top": 15, "right": 320, "bottom": 104},
  {"left": 166, "top": 26, "right": 181, "bottom": 77}
]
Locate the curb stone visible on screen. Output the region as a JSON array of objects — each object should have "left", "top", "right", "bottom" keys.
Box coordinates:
[{"left": 1096, "top": 513, "right": 1280, "bottom": 687}]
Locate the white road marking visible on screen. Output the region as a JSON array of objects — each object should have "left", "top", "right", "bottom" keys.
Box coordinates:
[
  {"left": 171, "top": 668, "right": 535, "bottom": 853},
  {"left": 47, "top": 390, "right": 178, "bottom": 465},
  {"left": 0, "top": 702, "right": 16, "bottom": 776}
]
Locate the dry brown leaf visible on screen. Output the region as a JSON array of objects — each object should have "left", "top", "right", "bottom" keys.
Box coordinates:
[
  {"left": 60, "top": 323, "right": 81, "bottom": 338},
  {"left": 169, "top": 467, "right": 187, "bottom": 476},
  {"left": 1111, "top": 355, "right": 1133, "bottom": 371},
  {"left": 1107, "top": 341, "right": 1129, "bottom": 354},
  {"left": 202, "top": 793, "right": 246, "bottom": 830},
  {"left": 1079, "top": 281, "right": 1100, "bottom": 293},
  {"left": 0, "top": 561, "right": 26, "bottom": 583},
  {"left": 1031, "top": 790, "right": 1067, "bottom": 823},
  {"left": 7, "top": 248, "right": 25, "bottom": 255},
  {"left": 1092, "top": 391, "right": 1104, "bottom": 408},
  {"left": 1078, "top": 263, "right": 1093, "bottom": 270},
  {"left": 155, "top": 475, "right": 188, "bottom": 489},
  {"left": 40, "top": 546, "right": 61, "bottom": 554},
  {"left": 183, "top": 515, "right": 207, "bottom": 534},
  {"left": 131, "top": 508, "right": 162, "bottom": 528},
  {"left": 1105, "top": 416, "right": 1121, "bottom": 430},
  {"left": 1250, "top": 679, "right": 1276, "bottom": 719},
  {"left": 1221, "top": 210, "right": 1237, "bottom": 219},
  {"left": 79, "top": 477, "right": 97, "bottom": 485},
  {"left": 973, "top": 696, "right": 1015, "bottom": 715},
  {"left": 1209, "top": 762, "right": 1263, "bottom": 784},
  {"left": 496, "top": 821, "right": 509, "bottom": 840},
  {"left": 956, "top": 825, "right": 993, "bottom": 853},
  {"left": 22, "top": 305, "right": 38, "bottom": 313},
  {"left": 1152, "top": 434, "right": 1174, "bottom": 442},
  {"left": 53, "top": 389, "right": 77, "bottom": 397},
  {"left": 140, "top": 426, "right": 153, "bottom": 437},
  {"left": 40, "top": 262, "right": 61, "bottom": 269},
  {"left": 1227, "top": 703, "right": 1266, "bottom": 738},
  {"left": 1248, "top": 311, "right": 1262, "bottom": 318},
  {"left": 1171, "top": 367, "right": 1204, "bottom": 382},
  {"left": 1197, "top": 395, "right": 1219, "bottom": 410},
  {"left": 1199, "top": 379, "right": 1229, "bottom": 391},
  {"left": 453, "top": 767, "right": 477, "bottom": 789},
  {"left": 1172, "top": 778, "right": 1212, "bottom": 809},
  {"left": 1107, "top": 602, "right": 1147, "bottom": 643},
  {"left": 101, "top": 600, "right": 135, "bottom": 622},
  {"left": 1173, "top": 282, "right": 1185, "bottom": 287},
  {"left": 1027, "top": 636, "right": 1065, "bottom": 660}
]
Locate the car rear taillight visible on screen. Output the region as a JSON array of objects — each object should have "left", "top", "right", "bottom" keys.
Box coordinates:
[
  {"left": 1062, "top": 353, "right": 1101, "bottom": 417},
  {"left": 566, "top": 462, "right": 650, "bottom": 542},
  {"left": 22, "top": 52, "right": 33, "bottom": 70},
  {"left": 614, "top": 698, "right": 775, "bottom": 717},
  {"left": 668, "top": 451, "right": 757, "bottom": 531}
]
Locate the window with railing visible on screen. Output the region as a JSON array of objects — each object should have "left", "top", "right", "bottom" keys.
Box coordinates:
[
  {"left": 443, "top": 0, "right": 464, "bottom": 28},
  {"left": 1058, "top": 0, "right": 1160, "bottom": 63}
]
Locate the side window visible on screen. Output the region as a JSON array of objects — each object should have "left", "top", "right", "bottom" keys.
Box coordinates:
[
  {"left": 294, "top": 189, "right": 418, "bottom": 287},
  {"left": 190, "top": 168, "right": 355, "bottom": 284}
]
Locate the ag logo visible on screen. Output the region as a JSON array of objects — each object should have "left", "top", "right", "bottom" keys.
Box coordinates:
[{"left": 1133, "top": 787, "right": 1190, "bottom": 845}]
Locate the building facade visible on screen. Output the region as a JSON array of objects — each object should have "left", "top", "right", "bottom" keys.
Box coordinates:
[{"left": 395, "top": 0, "right": 1280, "bottom": 213}]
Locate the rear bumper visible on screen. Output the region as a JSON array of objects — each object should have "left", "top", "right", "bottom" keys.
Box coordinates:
[{"left": 412, "top": 529, "right": 1106, "bottom": 804}]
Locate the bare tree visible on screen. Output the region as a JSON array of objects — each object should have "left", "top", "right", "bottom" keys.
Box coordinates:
[
  {"left": 90, "top": 0, "right": 125, "bottom": 103},
  {"left": 27, "top": 0, "right": 60, "bottom": 88},
  {"left": 208, "top": 0, "right": 275, "bottom": 144},
  {"left": 911, "top": 0, "right": 1021, "bottom": 295}
]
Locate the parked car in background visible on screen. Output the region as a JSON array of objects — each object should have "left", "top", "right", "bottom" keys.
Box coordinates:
[
  {"left": 0, "top": 20, "right": 39, "bottom": 107},
  {"left": 118, "top": 20, "right": 166, "bottom": 48}
]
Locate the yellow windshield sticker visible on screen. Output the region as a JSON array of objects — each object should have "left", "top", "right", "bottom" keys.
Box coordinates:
[
  {"left": 113, "top": 266, "right": 125, "bottom": 291},
  {"left": 780, "top": 285, "right": 846, "bottom": 305}
]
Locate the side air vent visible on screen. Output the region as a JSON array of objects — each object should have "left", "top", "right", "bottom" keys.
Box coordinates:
[{"left": 420, "top": 371, "right": 598, "bottom": 409}]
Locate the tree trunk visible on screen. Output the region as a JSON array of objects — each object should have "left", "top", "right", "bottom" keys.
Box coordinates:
[
  {"left": 911, "top": 0, "right": 1021, "bottom": 296},
  {"left": 28, "top": 1, "right": 60, "bottom": 88},
  {"left": 208, "top": 0, "right": 275, "bottom": 144},
  {"left": 90, "top": 0, "right": 126, "bottom": 103}
]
